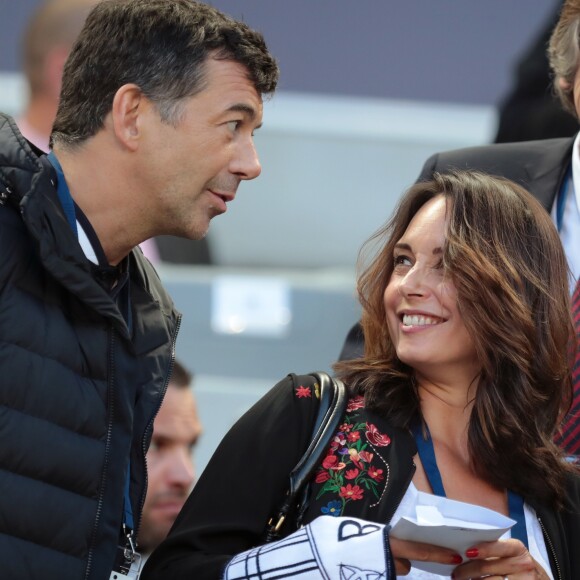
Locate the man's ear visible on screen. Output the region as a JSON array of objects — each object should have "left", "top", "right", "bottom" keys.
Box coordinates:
[
  {"left": 110, "top": 84, "right": 149, "bottom": 151},
  {"left": 558, "top": 76, "right": 572, "bottom": 92}
]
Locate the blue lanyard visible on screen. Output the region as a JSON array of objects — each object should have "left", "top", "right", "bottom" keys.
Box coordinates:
[
  {"left": 47, "top": 152, "right": 78, "bottom": 237},
  {"left": 412, "top": 422, "right": 528, "bottom": 549},
  {"left": 48, "top": 152, "right": 135, "bottom": 534},
  {"left": 556, "top": 166, "right": 572, "bottom": 233}
]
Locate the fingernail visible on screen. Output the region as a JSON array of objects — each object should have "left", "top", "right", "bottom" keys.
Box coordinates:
[
  {"left": 451, "top": 554, "right": 463, "bottom": 564},
  {"left": 465, "top": 548, "right": 479, "bottom": 558}
]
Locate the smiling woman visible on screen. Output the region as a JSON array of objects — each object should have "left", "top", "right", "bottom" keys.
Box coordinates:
[{"left": 142, "top": 171, "right": 580, "bottom": 580}]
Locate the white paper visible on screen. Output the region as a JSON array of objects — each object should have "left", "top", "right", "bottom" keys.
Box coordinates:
[{"left": 390, "top": 490, "right": 515, "bottom": 576}]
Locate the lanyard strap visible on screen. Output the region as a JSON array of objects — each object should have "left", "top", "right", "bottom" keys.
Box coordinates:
[
  {"left": 47, "top": 152, "right": 78, "bottom": 237},
  {"left": 47, "top": 151, "right": 135, "bottom": 536},
  {"left": 412, "top": 421, "right": 528, "bottom": 549},
  {"left": 556, "top": 165, "right": 572, "bottom": 233}
]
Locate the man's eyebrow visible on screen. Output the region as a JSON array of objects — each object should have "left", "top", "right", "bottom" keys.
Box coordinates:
[{"left": 227, "top": 103, "right": 262, "bottom": 129}]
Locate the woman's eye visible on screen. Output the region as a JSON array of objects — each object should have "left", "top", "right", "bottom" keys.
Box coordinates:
[{"left": 394, "top": 255, "right": 412, "bottom": 267}]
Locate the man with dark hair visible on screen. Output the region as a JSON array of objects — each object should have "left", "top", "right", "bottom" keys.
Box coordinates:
[
  {"left": 0, "top": 1, "right": 278, "bottom": 578},
  {"left": 139, "top": 359, "right": 202, "bottom": 556},
  {"left": 339, "top": 0, "right": 580, "bottom": 458}
]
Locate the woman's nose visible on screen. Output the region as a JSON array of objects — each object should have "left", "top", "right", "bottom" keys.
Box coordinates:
[{"left": 399, "top": 264, "right": 430, "bottom": 297}]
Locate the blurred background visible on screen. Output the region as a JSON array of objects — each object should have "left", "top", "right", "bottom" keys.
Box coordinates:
[{"left": 0, "top": 0, "right": 563, "bottom": 473}]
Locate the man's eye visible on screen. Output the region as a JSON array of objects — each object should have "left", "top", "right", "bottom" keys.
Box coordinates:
[
  {"left": 149, "top": 438, "right": 168, "bottom": 452},
  {"left": 226, "top": 120, "right": 241, "bottom": 131}
]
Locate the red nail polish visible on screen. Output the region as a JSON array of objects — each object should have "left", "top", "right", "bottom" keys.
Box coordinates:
[
  {"left": 465, "top": 548, "right": 479, "bottom": 558},
  {"left": 451, "top": 554, "right": 463, "bottom": 564}
]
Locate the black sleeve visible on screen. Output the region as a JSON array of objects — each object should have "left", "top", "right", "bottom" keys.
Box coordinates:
[
  {"left": 417, "top": 152, "right": 439, "bottom": 182},
  {"left": 563, "top": 472, "right": 580, "bottom": 579},
  {"left": 141, "top": 373, "right": 320, "bottom": 580}
]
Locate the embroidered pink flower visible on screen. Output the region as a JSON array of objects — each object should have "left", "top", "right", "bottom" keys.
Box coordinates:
[
  {"left": 345, "top": 468, "right": 359, "bottom": 480},
  {"left": 332, "top": 462, "right": 346, "bottom": 471},
  {"left": 347, "top": 448, "right": 363, "bottom": 470},
  {"left": 322, "top": 454, "right": 338, "bottom": 470},
  {"left": 368, "top": 467, "right": 384, "bottom": 481},
  {"left": 339, "top": 423, "right": 353, "bottom": 432},
  {"left": 346, "top": 396, "right": 365, "bottom": 413},
  {"left": 295, "top": 385, "right": 311, "bottom": 398},
  {"left": 365, "top": 423, "right": 391, "bottom": 447},
  {"left": 315, "top": 470, "right": 331, "bottom": 483},
  {"left": 333, "top": 434, "right": 346, "bottom": 446},
  {"left": 339, "top": 484, "right": 364, "bottom": 500},
  {"left": 347, "top": 431, "right": 360, "bottom": 443},
  {"left": 358, "top": 450, "right": 374, "bottom": 463}
]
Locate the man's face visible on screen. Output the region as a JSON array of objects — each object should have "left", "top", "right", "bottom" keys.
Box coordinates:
[
  {"left": 140, "top": 56, "right": 264, "bottom": 240},
  {"left": 560, "top": 66, "right": 580, "bottom": 119},
  {"left": 139, "top": 385, "right": 202, "bottom": 552}
]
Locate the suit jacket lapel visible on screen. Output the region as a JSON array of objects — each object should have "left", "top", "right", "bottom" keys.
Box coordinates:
[{"left": 523, "top": 135, "right": 576, "bottom": 212}]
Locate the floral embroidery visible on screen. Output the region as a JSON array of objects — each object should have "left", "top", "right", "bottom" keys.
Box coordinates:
[
  {"left": 322, "top": 454, "right": 338, "bottom": 469},
  {"left": 313, "top": 397, "right": 391, "bottom": 517},
  {"left": 295, "top": 385, "right": 311, "bottom": 398},
  {"left": 368, "top": 467, "right": 384, "bottom": 481},
  {"left": 339, "top": 484, "right": 364, "bottom": 500},
  {"left": 346, "top": 395, "right": 365, "bottom": 412},
  {"left": 345, "top": 468, "right": 359, "bottom": 480},
  {"left": 366, "top": 423, "right": 391, "bottom": 447},
  {"left": 321, "top": 500, "right": 342, "bottom": 517}
]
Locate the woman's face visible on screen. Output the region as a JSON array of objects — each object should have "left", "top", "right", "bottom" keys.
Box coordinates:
[{"left": 384, "top": 195, "right": 479, "bottom": 381}]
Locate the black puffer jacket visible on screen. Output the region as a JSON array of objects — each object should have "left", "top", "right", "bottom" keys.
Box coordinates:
[{"left": 0, "top": 114, "right": 181, "bottom": 579}]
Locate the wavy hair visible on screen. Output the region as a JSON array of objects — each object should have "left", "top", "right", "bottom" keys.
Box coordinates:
[
  {"left": 548, "top": 0, "right": 580, "bottom": 117},
  {"left": 334, "top": 170, "right": 575, "bottom": 507}
]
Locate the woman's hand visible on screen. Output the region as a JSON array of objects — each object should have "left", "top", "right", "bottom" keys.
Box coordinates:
[
  {"left": 450, "top": 539, "right": 550, "bottom": 579},
  {"left": 389, "top": 536, "right": 463, "bottom": 576}
]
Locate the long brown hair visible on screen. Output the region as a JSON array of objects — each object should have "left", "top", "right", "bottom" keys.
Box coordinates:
[{"left": 335, "top": 170, "right": 575, "bottom": 508}]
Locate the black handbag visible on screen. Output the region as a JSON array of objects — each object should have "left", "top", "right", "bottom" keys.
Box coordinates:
[{"left": 263, "top": 371, "right": 348, "bottom": 542}]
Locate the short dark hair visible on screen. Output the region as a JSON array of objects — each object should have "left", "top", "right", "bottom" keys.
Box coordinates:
[
  {"left": 51, "top": 0, "right": 279, "bottom": 147},
  {"left": 170, "top": 359, "right": 193, "bottom": 390}
]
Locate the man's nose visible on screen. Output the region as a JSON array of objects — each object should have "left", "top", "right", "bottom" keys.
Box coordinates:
[
  {"left": 231, "top": 137, "right": 262, "bottom": 180},
  {"left": 167, "top": 448, "right": 195, "bottom": 487}
]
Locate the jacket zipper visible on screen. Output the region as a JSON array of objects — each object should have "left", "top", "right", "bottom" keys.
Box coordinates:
[
  {"left": 135, "top": 312, "right": 182, "bottom": 539},
  {"left": 85, "top": 329, "right": 116, "bottom": 580},
  {"left": 538, "top": 516, "right": 562, "bottom": 580}
]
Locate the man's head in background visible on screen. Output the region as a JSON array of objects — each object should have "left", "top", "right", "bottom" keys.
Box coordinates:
[
  {"left": 19, "top": 0, "right": 99, "bottom": 150},
  {"left": 139, "top": 359, "right": 202, "bottom": 553}
]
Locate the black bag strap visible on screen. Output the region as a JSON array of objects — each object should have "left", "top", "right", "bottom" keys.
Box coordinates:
[{"left": 264, "top": 371, "right": 348, "bottom": 542}]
